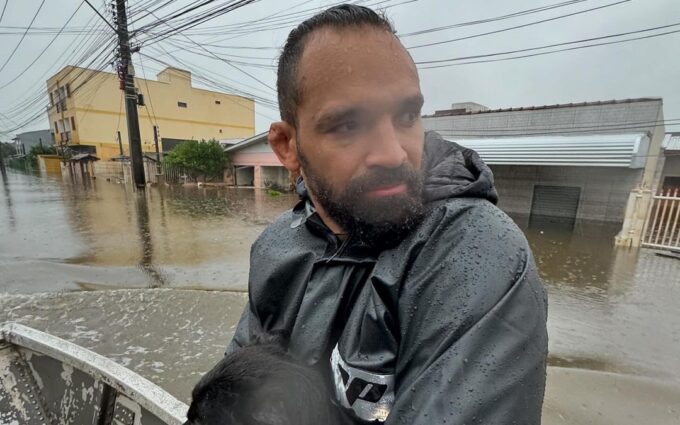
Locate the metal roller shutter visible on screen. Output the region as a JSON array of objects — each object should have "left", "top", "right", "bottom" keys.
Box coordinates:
[{"left": 530, "top": 185, "right": 581, "bottom": 221}]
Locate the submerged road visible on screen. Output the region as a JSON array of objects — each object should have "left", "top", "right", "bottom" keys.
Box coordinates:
[{"left": 1, "top": 170, "right": 679, "bottom": 423}]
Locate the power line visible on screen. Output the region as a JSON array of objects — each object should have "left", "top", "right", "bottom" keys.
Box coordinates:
[
  {"left": 138, "top": 6, "right": 275, "bottom": 92},
  {"left": 400, "top": 0, "right": 592, "bottom": 38},
  {"left": 83, "top": 0, "right": 117, "bottom": 33},
  {"left": 407, "top": 0, "right": 630, "bottom": 49},
  {"left": 417, "top": 25, "right": 680, "bottom": 68},
  {"left": 135, "top": 0, "right": 259, "bottom": 45},
  {"left": 0, "top": 0, "right": 47, "bottom": 74},
  {"left": 0, "top": 1, "right": 8, "bottom": 25},
  {"left": 0, "top": 2, "right": 85, "bottom": 90}
]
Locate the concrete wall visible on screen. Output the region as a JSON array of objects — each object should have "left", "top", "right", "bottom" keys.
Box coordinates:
[
  {"left": 46, "top": 66, "right": 255, "bottom": 160},
  {"left": 491, "top": 165, "right": 643, "bottom": 222},
  {"left": 261, "top": 166, "right": 290, "bottom": 189},
  {"left": 93, "top": 161, "right": 126, "bottom": 181},
  {"left": 37, "top": 155, "right": 62, "bottom": 175}
]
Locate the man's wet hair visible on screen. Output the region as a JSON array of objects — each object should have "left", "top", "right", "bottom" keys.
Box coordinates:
[
  {"left": 184, "top": 339, "right": 345, "bottom": 425},
  {"left": 277, "top": 4, "right": 396, "bottom": 126}
]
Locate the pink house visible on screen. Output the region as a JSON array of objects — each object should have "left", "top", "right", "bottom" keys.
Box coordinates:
[{"left": 225, "top": 132, "right": 291, "bottom": 189}]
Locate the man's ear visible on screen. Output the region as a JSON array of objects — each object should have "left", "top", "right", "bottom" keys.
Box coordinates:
[{"left": 268, "top": 122, "right": 300, "bottom": 173}]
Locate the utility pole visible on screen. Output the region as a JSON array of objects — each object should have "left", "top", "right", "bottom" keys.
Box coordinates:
[
  {"left": 117, "top": 131, "right": 124, "bottom": 156},
  {"left": 153, "top": 125, "right": 161, "bottom": 175},
  {"left": 0, "top": 142, "right": 7, "bottom": 178},
  {"left": 115, "top": 0, "right": 145, "bottom": 188}
]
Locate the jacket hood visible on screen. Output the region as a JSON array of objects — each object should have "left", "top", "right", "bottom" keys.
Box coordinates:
[
  {"left": 295, "top": 130, "right": 497, "bottom": 205},
  {"left": 422, "top": 131, "right": 498, "bottom": 204}
]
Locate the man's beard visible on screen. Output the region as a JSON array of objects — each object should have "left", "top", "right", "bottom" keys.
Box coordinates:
[{"left": 298, "top": 144, "right": 426, "bottom": 249}]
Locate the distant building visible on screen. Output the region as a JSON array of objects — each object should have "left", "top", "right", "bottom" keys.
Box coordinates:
[
  {"left": 661, "top": 133, "right": 680, "bottom": 191},
  {"left": 11, "top": 130, "right": 51, "bottom": 155},
  {"left": 224, "top": 132, "right": 290, "bottom": 189},
  {"left": 423, "top": 98, "right": 667, "bottom": 246},
  {"left": 45, "top": 66, "right": 255, "bottom": 160}
]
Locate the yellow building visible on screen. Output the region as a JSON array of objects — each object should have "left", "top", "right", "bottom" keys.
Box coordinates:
[{"left": 46, "top": 66, "right": 255, "bottom": 160}]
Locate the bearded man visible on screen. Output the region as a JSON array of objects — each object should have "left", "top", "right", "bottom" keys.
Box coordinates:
[{"left": 227, "top": 4, "right": 548, "bottom": 424}]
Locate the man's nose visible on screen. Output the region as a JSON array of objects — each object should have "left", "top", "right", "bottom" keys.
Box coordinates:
[{"left": 364, "top": 118, "right": 408, "bottom": 169}]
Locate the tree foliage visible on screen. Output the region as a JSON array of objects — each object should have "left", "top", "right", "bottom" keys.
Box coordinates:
[
  {"left": 26, "top": 144, "right": 56, "bottom": 167},
  {"left": 164, "top": 139, "right": 227, "bottom": 182},
  {"left": 1, "top": 142, "right": 56, "bottom": 169}
]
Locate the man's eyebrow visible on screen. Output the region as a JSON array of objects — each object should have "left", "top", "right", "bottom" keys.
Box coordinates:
[
  {"left": 400, "top": 94, "right": 425, "bottom": 109},
  {"left": 315, "top": 107, "right": 361, "bottom": 130}
]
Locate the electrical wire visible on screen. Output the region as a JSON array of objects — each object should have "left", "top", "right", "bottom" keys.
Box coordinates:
[
  {"left": 417, "top": 26, "right": 680, "bottom": 69},
  {"left": 0, "top": 1, "right": 8, "bottom": 26},
  {"left": 83, "top": 0, "right": 118, "bottom": 33},
  {"left": 0, "top": 1, "right": 86, "bottom": 90},
  {"left": 0, "top": 0, "right": 47, "bottom": 74},
  {"left": 399, "top": 0, "right": 591, "bottom": 38},
  {"left": 407, "top": 0, "right": 630, "bottom": 49}
]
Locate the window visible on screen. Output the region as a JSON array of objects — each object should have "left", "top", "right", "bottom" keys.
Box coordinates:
[
  {"left": 215, "top": 100, "right": 221, "bottom": 105},
  {"left": 55, "top": 87, "right": 67, "bottom": 111},
  {"left": 66, "top": 83, "right": 71, "bottom": 97},
  {"left": 54, "top": 121, "right": 59, "bottom": 132},
  {"left": 49, "top": 92, "right": 54, "bottom": 105},
  {"left": 178, "top": 101, "right": 187, "bottom": 108},
  {"left": 219, "top": 129, "right": 223, "bottom": 133},
  {"left": 70, "top": 117, "right": 76, "bottom": 131}
]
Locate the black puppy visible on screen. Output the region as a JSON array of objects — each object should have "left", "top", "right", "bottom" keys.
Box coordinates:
[{"left": 184, "top": 342, "right": 346, "bottom": 425}]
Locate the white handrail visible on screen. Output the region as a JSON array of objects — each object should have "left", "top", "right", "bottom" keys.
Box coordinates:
[{"left": 0, "top": 322, "right": 188, "bottom": 425}]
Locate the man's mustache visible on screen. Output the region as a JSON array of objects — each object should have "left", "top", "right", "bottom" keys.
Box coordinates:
[{"left": 349, "top": 165, "right": 420, "bottom": 193}]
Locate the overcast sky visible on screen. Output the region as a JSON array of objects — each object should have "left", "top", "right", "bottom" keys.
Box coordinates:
[{"left": 1, "top": 0, "right": 679, "bottom": 142}]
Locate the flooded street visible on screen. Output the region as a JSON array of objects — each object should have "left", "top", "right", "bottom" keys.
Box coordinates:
[{"left": 1, "top": 170, "right": 679, "bottom": 423}]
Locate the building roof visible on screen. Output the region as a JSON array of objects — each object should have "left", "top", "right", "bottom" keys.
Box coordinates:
[
  {"left": 69, "top": 153, "right": 100, "bottom": 162},
  {"left": 224, "top": 132, "right": 267, "bottom": 153},
  {"left": 425, "top": 97, "right": 663, "bottom": 118},
  {"left": 662, "top": 133, "right": 680, "bottom": 151},
  {"left": 449, "top": 133, "right": 649, "bottom": 168}
]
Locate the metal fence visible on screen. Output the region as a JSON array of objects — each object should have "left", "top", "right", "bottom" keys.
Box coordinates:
[
  {"left": 162, "top": 162, "right": 187, "bottom": 185},
  {"left": 642, "top": 188, "right": 680, "bottom": 251}
]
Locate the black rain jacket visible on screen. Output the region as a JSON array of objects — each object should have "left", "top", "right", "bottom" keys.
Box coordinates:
[{"left": 227, "top": 131, "right": 548, "bottom": 424}]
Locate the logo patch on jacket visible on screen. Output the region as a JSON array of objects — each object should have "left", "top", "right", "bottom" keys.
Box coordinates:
[{"left": 330, "top": 345, "right": 395, "bottom": 422}]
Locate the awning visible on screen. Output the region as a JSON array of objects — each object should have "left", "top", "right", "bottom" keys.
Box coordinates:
[
  {"left": 448, "top": 133, "right": 649, "bottom": 168},
  {"left": 662, "top": 134, "right": 680, "bottom": 151},
  {"left": 69, "top": 153, "right": 100, "bottom": 162}
]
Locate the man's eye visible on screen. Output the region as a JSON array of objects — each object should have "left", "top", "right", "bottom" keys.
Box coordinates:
[
  {"left": 331, "top": 121, "right": 359, "bottom": 134},
  {"left": 397, "top": 111, "right": 419, "bottom": 126}
]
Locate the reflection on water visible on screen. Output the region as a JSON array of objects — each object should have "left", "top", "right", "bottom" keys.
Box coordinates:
[
  {"left": 0, "top": 171, "right": 297, "bottom": 292},
  {"left": 1, "top": 170, "right": 679, "bottom": 417},
  {"left": 513, "top": 214, "right": 680, "bottom": 382}
]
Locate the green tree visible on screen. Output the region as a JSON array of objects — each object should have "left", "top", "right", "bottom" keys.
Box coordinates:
[
  {"left": 0, "top": 142, "right": 16, "bottom": 159},
  {"left": 164, "top": 139, "right": 227, "bottom": 182},
  {"left": 26, "top": 144, "right": 56, "bottom": 167}
]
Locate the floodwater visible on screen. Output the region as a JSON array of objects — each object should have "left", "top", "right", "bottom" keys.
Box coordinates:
[{"left": 1, "top": 170, "right": 679, "bottom": 424}]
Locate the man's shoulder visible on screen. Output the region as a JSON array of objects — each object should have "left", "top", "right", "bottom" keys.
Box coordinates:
[
  {"left": 422, "top": 197, "right": 527, "bottom": 249},
  {"left": 250, "top": 208, "right": 326, "bottom": 260}
]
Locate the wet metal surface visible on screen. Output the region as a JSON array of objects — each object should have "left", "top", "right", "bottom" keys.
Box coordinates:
[
  {"left": 1, "top": 170, "right": 680, "bottom": 420},
  {"left": 0, "top": 324, "right": 183, "bottom": 425}
]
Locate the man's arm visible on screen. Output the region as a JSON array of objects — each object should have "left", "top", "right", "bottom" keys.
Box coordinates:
[
  {"left": 387, "top": 201, "right": 548, "bottom": 425},
  {"left": 225, "top": 303, "right": 254, "bottom": 355}
]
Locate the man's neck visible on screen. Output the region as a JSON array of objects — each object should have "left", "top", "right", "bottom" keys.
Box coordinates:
[{"left": 307, "top": 193, "right": 347, "bottom": 238}]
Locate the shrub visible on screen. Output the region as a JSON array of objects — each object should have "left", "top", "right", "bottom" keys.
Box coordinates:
[{"left": 164, "top": 139, "right": 227, "bottom": 182}]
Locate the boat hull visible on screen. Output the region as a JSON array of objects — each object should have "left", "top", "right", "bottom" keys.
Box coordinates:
[{"left": 0, "top": 323, "right": 187, "bottom": 425}]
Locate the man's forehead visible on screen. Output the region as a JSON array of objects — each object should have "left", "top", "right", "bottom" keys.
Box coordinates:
[
  {"left": 296, "top": 25, "right": 419, "bottom": 112},
  {"left": 300, "top": 25, "right": 413, "bottom": 70}
]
